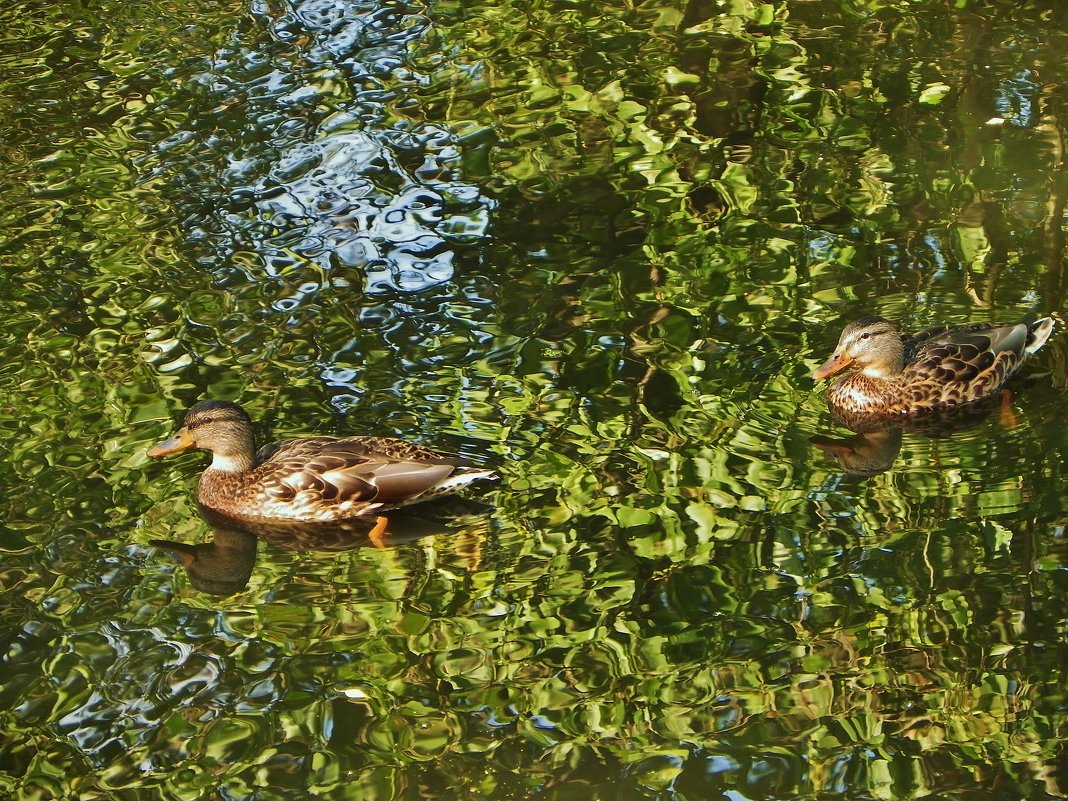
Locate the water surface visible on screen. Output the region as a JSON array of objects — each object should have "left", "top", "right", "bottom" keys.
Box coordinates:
[{"left": 2, "top": 1, "right": 1068, "bottom": 798}]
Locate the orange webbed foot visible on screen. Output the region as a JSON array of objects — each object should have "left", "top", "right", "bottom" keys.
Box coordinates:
[{"left": 367, "top": 516, "right": 390, "bottom": 547}]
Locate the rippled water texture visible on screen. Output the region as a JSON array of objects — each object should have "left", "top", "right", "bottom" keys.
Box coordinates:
[{"left": 3, "top": 0, "right": 1068, "bottom": 799}]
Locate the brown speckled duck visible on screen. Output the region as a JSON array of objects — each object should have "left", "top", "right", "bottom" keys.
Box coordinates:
[
  {"left": 812, "top": 316, "right": 1054, "bottom": 416},
  {"left": 148, "top": 400, "right": 497, "bottom": 523}
]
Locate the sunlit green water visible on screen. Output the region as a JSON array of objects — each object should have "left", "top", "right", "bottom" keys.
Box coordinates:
[{"left": 3, "top": 0, "right": 1068, "bottom": 798}]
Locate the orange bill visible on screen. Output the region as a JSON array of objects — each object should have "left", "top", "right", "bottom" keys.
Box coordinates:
[
  {"left": 812, "top": 353, "right": 854, "bottom": 380},
  {"left": 148, "top": 427, "right": 196, "bottom": 457}
]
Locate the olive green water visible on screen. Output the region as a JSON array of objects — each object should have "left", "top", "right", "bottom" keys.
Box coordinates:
[{"left": 3, "top": 0, "right": 1068, "bottom": 798}]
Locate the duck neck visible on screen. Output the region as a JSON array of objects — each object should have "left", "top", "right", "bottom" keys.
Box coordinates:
[
  {"left": 208, "top": 451, "right": 255, "bottom": 473},
  {"left": 205, "top": 427, "right": 257, "bottom": 474},
  {"left": 859, "top": 363, "right": 903, "bottom": 381}
]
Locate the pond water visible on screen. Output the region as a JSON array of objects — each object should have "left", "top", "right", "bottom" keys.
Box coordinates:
[{"left": 3, "top": 0, "right": 1068, "bottom": 798}]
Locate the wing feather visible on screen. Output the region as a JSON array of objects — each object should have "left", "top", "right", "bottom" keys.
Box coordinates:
[
  {"left": 906, "top": 323, "right": 1028, "bottom": 405},
  {"left": 250, "top": 435, "right": 486, "bottom": 512}
]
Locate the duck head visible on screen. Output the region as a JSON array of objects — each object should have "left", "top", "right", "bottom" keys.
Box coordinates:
[
  {"left": 148, "top": 400, "right": 256, "bottom": 472},
  {"left": 812, "top": 317, "right": 905, "bottom": 380}
]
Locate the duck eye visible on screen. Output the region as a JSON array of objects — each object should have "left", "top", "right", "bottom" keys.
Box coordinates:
[{"left": 860, "top": 332, "right": 871, "bottom": 340}]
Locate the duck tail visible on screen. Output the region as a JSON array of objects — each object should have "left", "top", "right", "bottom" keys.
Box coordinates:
[{"left": 1025, "top": 316, "right": 1055, "bottom": 356}]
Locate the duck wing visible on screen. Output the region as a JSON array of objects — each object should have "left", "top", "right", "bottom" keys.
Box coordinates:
[
  {"left": 903, "top": 321, "right": 1032, "bottom": 403},
  {"left": 256, "top": 436, "right": 492, "bottom": 509},
  {"left": 904, "top": 318, "right": 1053, "bottom": 362}
]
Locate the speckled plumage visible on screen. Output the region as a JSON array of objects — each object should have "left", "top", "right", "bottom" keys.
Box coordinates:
[
  {"left": 149, "top": 401, "right": 497, "bottom": 522},
  {"left": 812, "top": 316, "right": 1054, "bottom": 417}
]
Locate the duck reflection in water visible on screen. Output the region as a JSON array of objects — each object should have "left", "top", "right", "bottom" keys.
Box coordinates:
[
  {"left": 812, "top": 392, "right": 1020, "bottom": 477},
  {"left": 151, "top": 505, "right": 465, "bottom": 596},
  {"left": 151, "top": 520, "right": 258, "bottom": 597},
  {"left": 811, "top": 427, "right": 903, "bottom": 478}
]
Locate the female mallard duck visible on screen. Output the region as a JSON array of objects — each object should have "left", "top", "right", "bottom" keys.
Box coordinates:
[
  {"left": 148, "top": 400, "right": 496, "bottom": 523},
  {"left": 812, "top": 316, "right": 1054, "bottom": 416}
]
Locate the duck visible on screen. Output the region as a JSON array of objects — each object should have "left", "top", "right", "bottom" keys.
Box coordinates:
[
  {"left": 148, "top": 400, "right": 497, "bottom": 523},
  {"left": 812, "top": 316, "right": 1054, "bottom": 416}
]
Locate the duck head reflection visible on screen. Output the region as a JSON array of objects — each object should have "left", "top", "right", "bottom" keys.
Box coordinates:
[
  {"left": 812, "top": 427, "right": 903, "bottom": 478},
  {"left": 151, "top": 523, "right": 258, "bottom": 596}
]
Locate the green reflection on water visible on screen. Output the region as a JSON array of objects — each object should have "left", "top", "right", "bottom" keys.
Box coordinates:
[{"left": 2, "top": 0, "right": 1068, "bottom": 799}]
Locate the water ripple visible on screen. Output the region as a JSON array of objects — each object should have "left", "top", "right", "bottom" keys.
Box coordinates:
[{"left": 140, "top": 0, "right": 492, "bottom": 296}]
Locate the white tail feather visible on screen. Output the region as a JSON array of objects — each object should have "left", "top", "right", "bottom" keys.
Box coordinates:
[
  {"left": 1025, "top": 317, "right": 1055, "bottom": 356},
  {"left": 392, "top": 469, "right": 497, "bottom": 506}
]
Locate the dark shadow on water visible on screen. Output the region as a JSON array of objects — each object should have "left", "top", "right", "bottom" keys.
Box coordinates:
[{"left": 151, "top": 502, "right": 491, "bottom": 596}]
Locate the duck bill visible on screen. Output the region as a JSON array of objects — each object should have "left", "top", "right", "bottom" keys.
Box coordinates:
[
  {"left": 812, "top": 353, "right": 854, "bottom": 380},
  {"left": 148, "top": 427, "right": 195, "bottom": 458}
]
